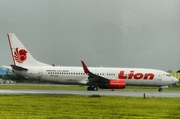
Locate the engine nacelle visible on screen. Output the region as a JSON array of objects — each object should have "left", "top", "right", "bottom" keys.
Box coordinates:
[{"left": 98, "top": 79, "right": 126, "bottom": 89}]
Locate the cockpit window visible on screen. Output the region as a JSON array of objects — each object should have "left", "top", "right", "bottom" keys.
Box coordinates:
[{"left": 166, "top": 74, "right": 171, "bottom": 77}]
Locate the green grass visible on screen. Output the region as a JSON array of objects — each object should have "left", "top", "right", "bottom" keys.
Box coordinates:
[
  {"left": 0, "top": 84, "right": 179, "bottom": 118},
  {"left": 0, "top": 84, "right": 180, "bottom": 92},
  {"left": 0, "top": 95, "right": 179, "bottom": 119}
]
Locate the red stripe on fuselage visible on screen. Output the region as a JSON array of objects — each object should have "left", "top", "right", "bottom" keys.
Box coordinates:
[{"left": 7, "top": 34, "right": 16, "bottom": 65}]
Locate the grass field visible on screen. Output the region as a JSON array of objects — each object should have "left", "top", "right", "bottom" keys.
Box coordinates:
[
  {"left": 0, "top": 84, "right": 179, "bottom": 118},
  {"left": 0, "top": 94, "right": 179, "bottom": 119}
]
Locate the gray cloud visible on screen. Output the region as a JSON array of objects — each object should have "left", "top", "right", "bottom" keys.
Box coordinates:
[{"left": 0, "top": 0, "right": 180, "bottom": 71}]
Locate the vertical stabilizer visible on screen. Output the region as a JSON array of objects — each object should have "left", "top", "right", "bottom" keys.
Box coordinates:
[{"left": 7, "top": 33, "right": 50, "bottom": 66}]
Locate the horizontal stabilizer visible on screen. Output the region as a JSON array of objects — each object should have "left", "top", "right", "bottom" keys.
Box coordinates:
[
  {"left": 2, "top": 65, "right": 12, "bottom": 70},
  {"left": 10, "top": 65, "right": 28, "bottom": 71}
]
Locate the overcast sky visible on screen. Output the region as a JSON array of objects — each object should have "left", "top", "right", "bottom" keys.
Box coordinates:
[{"left": 0, "top": 0, "right": 180, "bottom": 71}]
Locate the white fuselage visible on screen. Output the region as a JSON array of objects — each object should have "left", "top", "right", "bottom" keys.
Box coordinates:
[
  {"left": 14, "top": 66, "right": 177, "bottom": 87},
  {"left": 6, "top": 33, "right": 179, "bottom": 91}
]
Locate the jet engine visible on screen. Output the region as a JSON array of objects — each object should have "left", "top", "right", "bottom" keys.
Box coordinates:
[{"left": 98, "top": 79, "right": 126, "bottom": 89}]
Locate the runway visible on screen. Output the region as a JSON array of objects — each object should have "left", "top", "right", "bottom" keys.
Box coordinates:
[{"left": 0, "top": 90, "right": 179, "bottom": 97}]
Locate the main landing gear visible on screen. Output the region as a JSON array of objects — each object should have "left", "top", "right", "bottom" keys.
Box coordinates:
[
  {"left": 158, "top": 87, "right": 163, "bottom": 92},
  {"left": 87, "top": 86, "right": 98, "bottom": 91}
]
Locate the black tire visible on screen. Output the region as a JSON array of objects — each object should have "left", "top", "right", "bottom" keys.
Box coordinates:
[
  {"left": 93, "top": 86, "right": 98, "bottom": 91},
  {"left": 158, "top": 88, "right": 163, "bottom": 92}
]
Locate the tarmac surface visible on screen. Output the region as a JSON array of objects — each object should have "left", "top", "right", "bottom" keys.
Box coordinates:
[{"left": 0, "top": 90, "right": 179, "bottom": 97}]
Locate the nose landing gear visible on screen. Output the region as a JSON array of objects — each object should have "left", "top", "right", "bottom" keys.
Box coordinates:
[{"left": 158, "top": 87, "right": 163, "bottom": 92}]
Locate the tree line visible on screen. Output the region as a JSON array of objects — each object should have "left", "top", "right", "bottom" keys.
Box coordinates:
[{"left": 0, "top": 74, "right": 42, "bottom": 83}]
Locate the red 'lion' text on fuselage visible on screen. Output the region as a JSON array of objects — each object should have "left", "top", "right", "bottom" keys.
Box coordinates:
[{"left": 118, "top": 70, "right": 154, "bottom": 80}]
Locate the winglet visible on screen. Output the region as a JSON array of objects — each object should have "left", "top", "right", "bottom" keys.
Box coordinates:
[{"left": 81, "top": 61, "right": 90, "bottom": 73}]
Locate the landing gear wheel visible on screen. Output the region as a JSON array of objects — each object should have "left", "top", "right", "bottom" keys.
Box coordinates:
[
  {"left": 158, "top": 87, "right": 163, "bottom": 92},
  {"left": 87, "top": 86, "right": 98, "bottom": 91},
  {"left": 93, "top": 86, "right": 98, "bottom": 91},
  {"left": 87, "top": 86, "right": 92, "bottom": 91}
]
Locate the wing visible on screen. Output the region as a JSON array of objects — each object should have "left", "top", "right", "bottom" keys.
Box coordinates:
[{"left": 81, "top": 61, "right": 108, "bottom": 85}]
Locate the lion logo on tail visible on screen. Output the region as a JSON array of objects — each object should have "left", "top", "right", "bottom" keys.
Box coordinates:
[{"left": 14, "top": 48, "right": 28, "bottom": 63}]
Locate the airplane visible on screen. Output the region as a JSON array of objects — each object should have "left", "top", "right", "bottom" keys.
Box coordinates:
[{"left": 4, "top": 33, "right": 179, "bottom": 92}]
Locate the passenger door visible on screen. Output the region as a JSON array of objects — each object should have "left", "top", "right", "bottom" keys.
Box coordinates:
[
  {"left": 38, "top": 69, "right": 43, "bottom": 79},
  {"left": 157, "top": 74, "right": 162, "bottom": 85}
]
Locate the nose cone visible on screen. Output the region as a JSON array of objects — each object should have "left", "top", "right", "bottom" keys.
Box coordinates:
[{"left": 173, "top": 77, "right": 179, "bottom": 84}]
